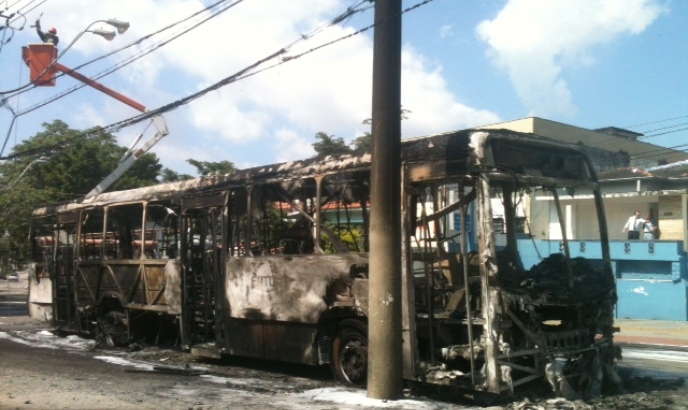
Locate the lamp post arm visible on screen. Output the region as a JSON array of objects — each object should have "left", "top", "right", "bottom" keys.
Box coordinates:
[
  {"left": 86, "top": 115, "right": 168, "bottom": 197},
  {"left": 54, "top": 62, "right": 146, "bottom": 112}
]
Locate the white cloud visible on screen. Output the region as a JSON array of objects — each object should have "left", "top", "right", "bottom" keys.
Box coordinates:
[
  {"left": 401, "top": 46, "right": 501, "bottom": 137},
  {"left": 477, "top": 0, "right": 666, "bottom": 117},
  {"left": 273, "top": 128, "right": 316, "bottom": 163},
  {"left": 12, "top": 0, "right": 501, "bottom": 171}
]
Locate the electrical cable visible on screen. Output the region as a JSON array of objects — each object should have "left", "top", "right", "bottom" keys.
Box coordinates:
[
  {"left": 0, "top": 0, "right": 238, "bottom": 96},
  {"left": 103, "top": 0, "right": 433, "bottom": 133},
  {"left": 0, "top": 0, "right": 390, "bottom": 160},
  {"left": 0, "top": 0, "right": 246, "bottom": 156}
]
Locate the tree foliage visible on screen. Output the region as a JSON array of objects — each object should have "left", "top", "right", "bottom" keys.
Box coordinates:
[
  {"left": 312, "top": 132, "right": 352, "bottom": 156},
  {"left": 159, "top": 167, "right": 194, "bottom": 183},
  {"left": 0, "top": 120, "right": 162, "bottom": 263},
  {"left": 313, "top": 107, "right": 411, "bottom": 156},
  {"left": 186, "top": 159, "right": 236, "bottom": 176}
]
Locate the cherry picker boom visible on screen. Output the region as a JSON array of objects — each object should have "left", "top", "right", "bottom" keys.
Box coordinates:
[{"left": 22, "top": 43, "right": 168, "bottom": 197}]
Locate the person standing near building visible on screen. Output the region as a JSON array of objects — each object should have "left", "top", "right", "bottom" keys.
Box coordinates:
[
  {"left": 622, "top": 210, "right": 644, "bottom": 240},
  {"left": 643, "top": 214, "right": 659, "bottom": 240}
]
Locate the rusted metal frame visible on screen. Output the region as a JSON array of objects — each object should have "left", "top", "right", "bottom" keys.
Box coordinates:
[
  {"left": 550, "top": 189, "right": 574, "bottom": 289},
  {"left": 504, "top": 307, "right": 543, "bottom": 347},
  {"left": 179, "top": 210, "right": 192, "bottom": 347},
  {"left": 459, "top": 180, "right": 476, "bottom": 386},
  {"left": 418, "top": 188, "right": 436, "bottom": 364},
  {"left": 136, "top": 204, "right": 151, "bottom": 306},
  {"left": 423, "top": 187, "right": 476, "bottom": 223},
  {"left": 592, "top": 189, "right": 616, "bottom": 340},
  {"left": 216, "top": 198, "right": 229, "bottom": 345},
  {"left": 331, "top": 179, "right": 359, "bottom": 252},
  {"left": 342, "top": 202, "right": 360, "bottom": 252},
  {"left": 124, "top": 303, "right": 168, "bottom": 312},
  {"left": 99, "top": 265, "right": 126, "bottom": 303},
  {"left": 501, "top": 182, "right": 521, "bottom": 267},
  {"left": 496, "top": 360, "right": 540, "bottom": 374},
  {"left": 274, "top": 188, "right": 349, "bottom": 253},
  {"left": 497, "top": 348, "right": 542, "bottom": 359},
  {"left": 203, "top": 209, "right": 216, "bottom": 327},
  {"left": 476, "top": 173, "right": 501, "bottom": 392},
  {"left": 485, "top": 172, "right": 598, "bottom": 191},
  {"left": 502, "top": 373, "right": 545, "bottom": 391},
  {"left": 314, "top": 175, "right": 323, "bottom": 253},
  {"left": 148, "top": 267, "right": 167, "bottom": 306},
  {"left": 401, "top": 167, "right": 421, "bottom": 380},
  {"left": 125, "top": 264, "right": 146, "bottom": 305},
  {"left": 592, "top": 189, "right": 611, "bottom": 263},
  {"left": 246, "top": 186, "right": 254, "bottom": 256},
  {"left": 74, "top": 266, "right": 96, "bottom": 302}
]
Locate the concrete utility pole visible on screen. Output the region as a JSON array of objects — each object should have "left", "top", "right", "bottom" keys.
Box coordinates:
[{"left": 368, "top": 0, "right": 403, "bottom": 400}]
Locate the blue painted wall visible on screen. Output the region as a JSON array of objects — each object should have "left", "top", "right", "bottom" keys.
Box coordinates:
[
  {"left": 616, "top": 279, "right": 688, "bottom": 321},
  {"left": 516, "top": 238, "right": 688, "bottom": 321}
]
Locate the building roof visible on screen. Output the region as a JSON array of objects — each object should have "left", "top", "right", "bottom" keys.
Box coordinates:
[
  {"left": 598, "top": 160, "right": 688, "bottom": 181},
  {"left": 478, "top": 117, "right": 688, "bottom": 167}
]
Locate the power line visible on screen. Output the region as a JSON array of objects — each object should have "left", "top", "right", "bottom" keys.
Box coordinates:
[
  {"left": 1, "top": 0, "right": 239, "bottom": 96},
  {"left": 102, "top": 0, "right": 429, "bottom": 133},
  {"left": 0, "top": 0, "right": 247, "bottom": 156},
  {"left": 0, "top": 0, "right": 391, "bottom": 160}
]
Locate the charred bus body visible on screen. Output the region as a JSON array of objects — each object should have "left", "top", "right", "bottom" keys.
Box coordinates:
[{"left": 28, "top": 129, "right": 619, "bottom": 397}]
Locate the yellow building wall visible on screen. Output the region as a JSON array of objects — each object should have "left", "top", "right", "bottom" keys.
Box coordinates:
[{"left": 658, "top": 195, "right": 683, "bottom": 240}]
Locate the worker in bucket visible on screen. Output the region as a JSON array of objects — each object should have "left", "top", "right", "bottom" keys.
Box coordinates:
[{"left": 35, "top": 19, "right": 59, "bottom": 46}]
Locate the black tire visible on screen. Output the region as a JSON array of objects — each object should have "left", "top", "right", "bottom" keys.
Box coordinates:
[
  {"left": 99, "top": 310, "right": 129, "bottom": 347},
  {"left": 330, "top": 319, "right": 368, "bottom": 387}
]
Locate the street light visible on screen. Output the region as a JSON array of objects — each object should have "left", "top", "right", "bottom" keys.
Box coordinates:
[
  {"left": 4, "top": 156, "right": 48, "bottom": 190},
  {"left": 57, "top": 18, "right": 131, "bottom": 60},
  {"left": 106, "top": 19, "right": 130, "bottom": 34},
  {"left": 89, "top": 28, "right": 116, "bottom": 41},
  {"left": 87, "top": 19, "right": 129, "bottom": 41}
]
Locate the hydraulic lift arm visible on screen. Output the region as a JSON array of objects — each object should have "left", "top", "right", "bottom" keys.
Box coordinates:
[
  {"left": 22, "top": 44, "right": 169, "bottom": 197},
  {"left": 53, "top": 63, "right": 169, "bottom": 197}
]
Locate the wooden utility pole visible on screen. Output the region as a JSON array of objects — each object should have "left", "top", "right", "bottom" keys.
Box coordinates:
[{"left": 367, "top": 0, "right": 403, "bottom": 400}]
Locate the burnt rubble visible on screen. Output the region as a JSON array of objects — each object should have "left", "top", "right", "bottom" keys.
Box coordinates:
[{"left": 499, "top": 253, "right": 615, "bottom": 305}]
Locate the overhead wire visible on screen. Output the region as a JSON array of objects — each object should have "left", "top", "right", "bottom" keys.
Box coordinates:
[
  {"left": 4, "top": 0, "right": 682, "bottom": 174},
  {"left": 1, "top": 0, "right": 239, "bottom": 96},
  {"left": 102, "top": 0, "right": 431, "bottom": 133},
  {"left": 0, "top": 0, "right": 392, "bottom": 160},
  {"left": 0, "top": 0, "right": 245, "bottom": 156}
]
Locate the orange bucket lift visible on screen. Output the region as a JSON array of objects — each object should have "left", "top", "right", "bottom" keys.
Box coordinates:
[{"left": 22, "top": 44, "right": 58, "bottom": 86}]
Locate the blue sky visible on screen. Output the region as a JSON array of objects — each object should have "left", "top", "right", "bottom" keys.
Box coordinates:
[{"left": 0, "top": 0, "right": 686, "bottom": 176}]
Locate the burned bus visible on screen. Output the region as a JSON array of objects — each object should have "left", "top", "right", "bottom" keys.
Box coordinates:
[{"left": 28, "top": 129, "right": 619, "bottom": 397}]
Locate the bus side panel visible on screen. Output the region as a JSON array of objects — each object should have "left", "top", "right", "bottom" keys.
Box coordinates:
[
  {"left": 224, "top": 254, "right": 366, "bottom": 323},
  {"left": 262, "top": 321, "right": 318, "bottom": 364},
  {"left": 75, "top": 261, "right": 171, "bottom": 312},
  {"left": 224, "top": 318, "right": 319, "bottom": 365},
  {"left": 225, "top": 318, "right": 264, "bottom": 358},
  {"left": 28, "top": 262, "right": 53, "bottom": 322},
  {"left": 223, "top": 254, "right": 368, "bottom": 363}
]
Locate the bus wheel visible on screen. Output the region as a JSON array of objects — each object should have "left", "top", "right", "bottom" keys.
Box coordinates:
[
  {"left": 99, "top": 310, "right": 129, "bottom": 347},
  {"left": 331, "top": 319, "right": 368, "bottom": 386}
]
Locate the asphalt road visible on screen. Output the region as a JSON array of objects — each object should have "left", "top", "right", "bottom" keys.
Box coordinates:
[{"left": 2, "top": 274, "right": 688, "bottom": 409}]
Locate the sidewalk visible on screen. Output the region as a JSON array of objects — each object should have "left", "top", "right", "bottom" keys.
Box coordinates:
[{"left": 615, "top": 318, "right": 688, "bottom": 350}]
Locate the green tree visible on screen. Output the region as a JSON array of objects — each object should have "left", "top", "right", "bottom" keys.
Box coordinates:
[
  {"left": 351, "top": 133, "right": 372, "bottom": 153},
  {"left": 159, "top": 167, "right": 193, "bottom": 182},
  {"left": 0, "top": 120, "right": 162, "bottom": 262},
  {"left": 312, "top": 132, "right": 352, "bottom": 156},
  {"left": 315, "top": 106, "right": 411, "bottom": 156},
  {"left": 186, "top": 159, "right": 236, "bottom": 176}
]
